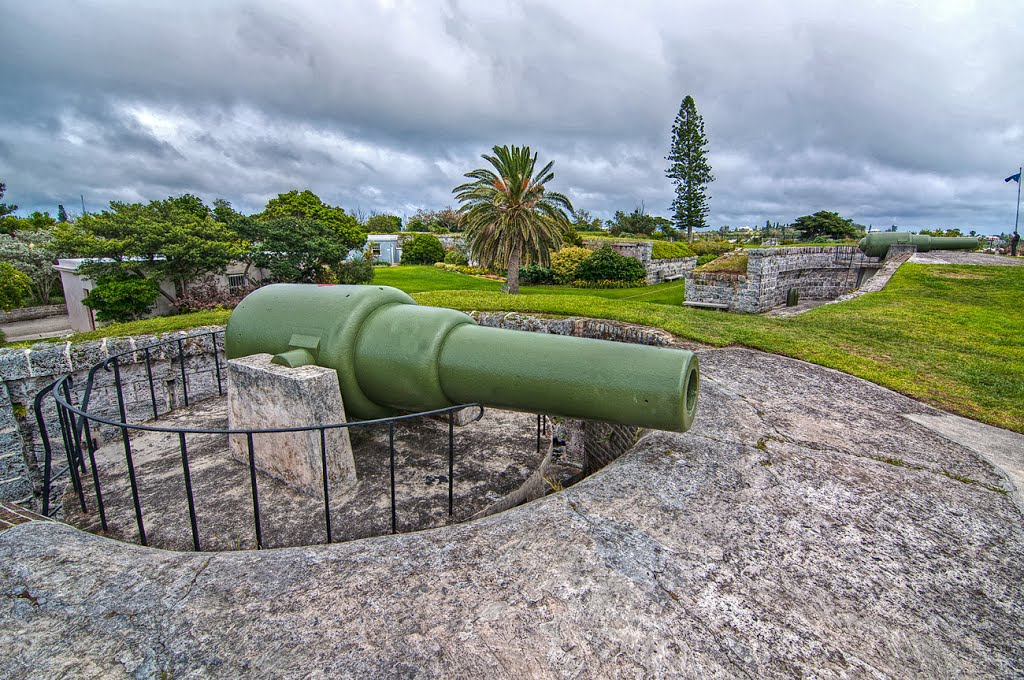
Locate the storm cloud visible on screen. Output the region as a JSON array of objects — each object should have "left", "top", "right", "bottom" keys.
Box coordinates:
[{"left": 1, "top": 0, "right": 1021, "bottom": 233}]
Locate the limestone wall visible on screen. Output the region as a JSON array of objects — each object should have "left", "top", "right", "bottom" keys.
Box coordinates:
[
  {"left": 684, "top": 246, "right": 882, "bottom": 312},
  {"left": 0, "top": 304, "right": 68, "bottom": 324},
  {"left": 0, "top": 328, "right": 224, "bottom": 511}
]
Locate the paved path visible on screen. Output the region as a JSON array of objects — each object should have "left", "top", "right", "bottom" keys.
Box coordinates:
[
  {"left": 0, "top": 315, "right": 73, "bottom": 342},
  {"left": 2, "top": 347, "right": 1022, "bottom": 677}
]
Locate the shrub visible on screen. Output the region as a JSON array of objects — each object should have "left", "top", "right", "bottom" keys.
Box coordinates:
[
  {"left": 651, "top": 241, "right": 695, "bottom": 259},
  {"left": 82, "top": 273, "right": 161, "bottom": 322},
  {"left": 333, "top": 257, "right": 375, "bottom": 284},
  {"left": 695, "top": 252, "right": 748, "bottom": 274},
  {"left": 696, "top": 254, "right": 719, "bottom": 267},
  {"left": 575, "top": 245, "right": 646, "bottom": 283},
  {"left": 519, "top": 264, "right": 553, "bottom": 285},
  {"left": 401, "top": 233, "right": 446, "bottom": 264},
  {"left": 550, "top": 246, "right": 593, "bottom": 284},
  {"left": 444, "top": 248, "right": 469, "bottom": 266},
  {"left": 0, "top": 262, "right": 31, "bottom": 311}
]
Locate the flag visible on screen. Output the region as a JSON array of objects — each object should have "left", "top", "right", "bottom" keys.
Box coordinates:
[{"left": 1006, "top": 172, "right": 1022, "bottom": 183}]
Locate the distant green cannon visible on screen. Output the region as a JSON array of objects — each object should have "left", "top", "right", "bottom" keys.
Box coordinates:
[
  {"left": 858, "top": 232, "right": 979, "bottom": 258},
  {"left": 225, "top": 284, "right": 699, "bottom": 432}
]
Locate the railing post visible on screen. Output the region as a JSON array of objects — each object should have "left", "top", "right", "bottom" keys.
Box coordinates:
[
  {"left": 320, "top": 427, "right": 332, "bottom": 544},
  {"left": 212, "top": 331, "right": 224, "bottom": 396},
  {"left": 389, "top": 423, "right": 397, "bottom": 534},
  {"left": 34, "top": 382, "right": 56, "bottom": 517},
  {"left": 144, "top": 347, "right": 159, "bottom": 419},
  {"left": 178, "top": 432, "right": 200, "bottom": 551},
  {"left": 112, "top": 357, "right": 147, "bottom": 546},
  {"left": 177, "top": 338, "right": 189, "bottom": 407},
  {"left": 246, "top": 432, "right": 263, "bottom": 549}
]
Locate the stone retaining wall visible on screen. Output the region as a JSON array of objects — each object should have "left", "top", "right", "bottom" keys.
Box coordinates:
[
  {"left": 0, "top": 328, "right": 224, "bottom": 511},
  {"left": 0, "top": 304, "right": 68, "bottom": 324},
  {"left": 685, "top": 246, "right": 882, "bottom": 312}
]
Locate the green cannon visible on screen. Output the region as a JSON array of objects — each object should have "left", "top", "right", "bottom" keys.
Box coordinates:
[
  {"left": 224, "top": 284, "right": 699, "bottom": 432},
  {"left": 858, "top": 232, "right": 979, "bottom": 258}
]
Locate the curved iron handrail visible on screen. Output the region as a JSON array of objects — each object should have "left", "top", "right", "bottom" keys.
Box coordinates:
[{"left": 34, "top": 330, "right": 490, "bottom": 552}]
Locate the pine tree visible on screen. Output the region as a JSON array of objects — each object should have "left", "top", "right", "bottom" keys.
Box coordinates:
[
  {"left": 665, "top": 96, "right": 714, "bottom": 242},
  {"left": 57, "top": 204, "right": 68, "bottom": 223}
]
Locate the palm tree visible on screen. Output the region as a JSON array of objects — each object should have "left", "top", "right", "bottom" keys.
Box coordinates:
[{"left": 453, "top": 145, "right": 573, "bottom": 294}]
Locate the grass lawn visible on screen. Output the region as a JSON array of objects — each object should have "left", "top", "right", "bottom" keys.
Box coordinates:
[{"left": 10, "top": 263, "right": 1021, "bottom": 433}]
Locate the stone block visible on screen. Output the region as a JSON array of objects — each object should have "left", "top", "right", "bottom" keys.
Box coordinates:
[
  {"left": 27, "top": 343, "right": 71, "bottom": 378},
  {"left": 227, "top": 354, "right": 355, "bottom": 499},
  {"left": 0, "top": 350, "right": 31, "bottom": 381}
]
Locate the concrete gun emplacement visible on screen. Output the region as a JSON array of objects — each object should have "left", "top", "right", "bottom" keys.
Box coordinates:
[{"left": 225, "top": 284, "right": 699, "bottom": 432}]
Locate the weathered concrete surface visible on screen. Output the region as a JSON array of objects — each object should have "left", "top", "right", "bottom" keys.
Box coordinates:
[
  {"left": 910, "top": 251, "right": 1024, "bottom": 266},
  {"left": 2, "top": 347, "right": 1023, "bottom": 677},
  {"left": 227, "top": 353, "right": 354, "bottom": 499},
  {"left": 62, "top": 402, "right": 542, "bottom": 551}
]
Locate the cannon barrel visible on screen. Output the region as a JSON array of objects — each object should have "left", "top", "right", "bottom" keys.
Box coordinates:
[
  {"left": 224, "top": 284, "right": 699, "bottom": 432},
  {"left": 858, "top": 232, "right": 979, "bottom": 258}
]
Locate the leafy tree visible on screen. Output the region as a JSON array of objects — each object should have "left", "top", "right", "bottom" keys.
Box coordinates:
[
  {"left": 54, "top": 195, "right": 244, "bottom": 303},
  {"left": 212, "top": 198, "right": 243, "bottom": 224},
  {"left": 435, "top": 207, "right": 465, "bottom": 232},
  {"left": 454, "top": 144, "right": 573, "bottom": 294},
  {"left": 606, "top": 207, "right": 673, "bottom": 237},
  {"left": 0, "top": 229, "right": 61, "bottom": 303},
  {"left": 400, "top": 233, "right": 445, "bottom": 264},
  {"left": 0, "top": 182, "right": 16, "bottom": 220},
  {"left": 237, "top": 191, "right": 366, "bottom": 283},
  {"left": 790, "top": 211, "right": 861, "bottom": 240},
  {"left": 365, "top": 213, "right": 402, "bottom": 233},
  {"left": 0, "top": 262, "right": 32, "bottom": 310},
  {"left": 57, "top": 204, "right": 68, "bottom": 223},
  {"left": 666, "top": 95, "right": 714, "bottom": 242},
  {"left": 571, "top": 209, "right": 604, "bottom": 232},
  {"left": 82, "top": 272, "right": 161, "bottom": 322}
]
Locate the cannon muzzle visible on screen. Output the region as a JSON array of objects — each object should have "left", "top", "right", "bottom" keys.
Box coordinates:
[
  {"left": 225, "top": 284, "right": 699, "bottom": 432},
  {"left": 858, "top": 232, "right": 979, "bottom": 258}
]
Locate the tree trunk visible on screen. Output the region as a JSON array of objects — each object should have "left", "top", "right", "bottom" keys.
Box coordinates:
[
  {"left": 687, "top": 225, "right": 694, "bottom": 243},
  {"left": 506, "top": 243, "right": 521, "bottom": 295}
]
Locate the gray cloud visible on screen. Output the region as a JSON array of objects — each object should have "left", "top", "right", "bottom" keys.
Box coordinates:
[{"left": 0, "top": 0, "right": 1021, "bottom": 233}]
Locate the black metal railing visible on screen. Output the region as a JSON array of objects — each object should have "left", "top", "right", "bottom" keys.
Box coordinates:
[{"left": 33, "top": 330, "right": 491, "bottom": 551}]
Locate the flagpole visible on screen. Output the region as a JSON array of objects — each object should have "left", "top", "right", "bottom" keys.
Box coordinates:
[{"left": 1016, "top": 165, "right": 1021, "bottom": 235}]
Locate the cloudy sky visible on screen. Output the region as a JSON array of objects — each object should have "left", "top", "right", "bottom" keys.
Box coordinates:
[{"left": 1, "top": 0, "right": 1022, "bottom": 234}]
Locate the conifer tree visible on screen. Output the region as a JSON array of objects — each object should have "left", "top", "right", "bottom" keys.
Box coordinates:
[{"left": 665, "top": 96, "right": 714, "bottom": 242}]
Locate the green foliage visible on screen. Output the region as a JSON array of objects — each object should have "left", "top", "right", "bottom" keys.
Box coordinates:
[
  {"left": 571, "top": 209, "right": 603, "bottom": 232},
  {"left": 695, "top": 252, "right": 748, "bottom": 273},
  {"left": 0, "top": 182, "right": 15, "bottom": 215},
  {"left": 454, "top": 144, "right": 573, "bottom": 294},
  {"left": 550, "top": 246, "right": 593, "bottom": 284},
  {"left": 333, "top": 257, "right": 375, "bottom": 285},
  {"left": 606, "top": 207, "right": 672, "bottom": 238},
  {"left": 444, "top": 248, "right": 469, "bottom": 266},
  {"left": 54, "top": 194, "right": 244, "bottom": 302},
  {"left": 919, "top": 228, "right": 964, "bottom": 237},
  {"left": 790, "top": 211, "right": 862, "bottom": 240},
  {"left": 519, "top": 264, "right": 554, "bottom": 285},
  {"left": 0, "top": 229, "right": 62, "bottom": 303},
  {"left": 0, "top": 262, "right": 32, "bottom": 310},
  {"left": 57, "top": 204, "right": 68, "bottom": 223},
  {"left": 366, "top": 213, "right": 402, "bottom": 233},
  {"left": 240, "top": 190, "right": 366, "bottom": 283},
  {"left": 401, "top": 233, "right": 445, "bottom": 264},
  {"left": 575, "top": 245, "right": 647, "bottom": 283},
  {"left": 433, "top": 262, "right": 494, "bottom": 277},
  {"left": 696, "top": 254, "right": 719, "bottom": 266},
  {"left": 690, "top": 240, "right": 734, "bottom": 256},
  {"left": 568, "top": 278, "right": 644, "bottom": 289},
  {"left": 651, "top": 241, "right": 695, "bottom": 259},
  {"left": 82, "top": 272, "right": 160, "bottom": 322},
  {"left": 666, "top": 95, "right": 714, "bottom": 241}
]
